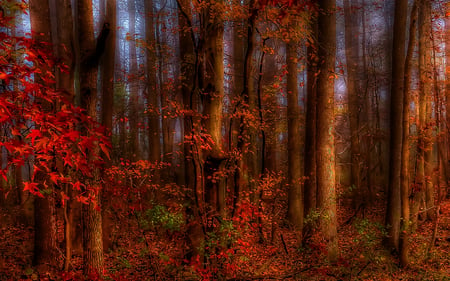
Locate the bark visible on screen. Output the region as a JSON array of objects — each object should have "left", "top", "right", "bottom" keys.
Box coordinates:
[
  {"left": 304, "top": 15, "right": 318, "bottom": 218},
  {"left": 176, "top": 0, "right": 205, "bottom": 261},
  {"left": 316, "top": 0, "right": 338, "bottom": 262},
  {"left": 385, "top": 0, "right": 408, "bottom": 252},
  {"left": 286, "top": 31, "right": 303, "bottom": 232},
  {"left": 446, "top": 4, "right": 450, "bottom": 197},
  {"left": 128, "top": 0, "right": 139, "bottom": 161},
  {"left": 231, "top": 9, "right": 245, "bottom": 215},
  {"left": 399, "top": 2, "right": 418, "bottom": 267},
  {"left": 237, "top": 0, "right": 259, "bottom": 205},
  {"left": 412, "top": 0, "right": 432, "bottom": 229},
  {"left": 145, "top": 0, "right": 161, "bottom": 164},
  {"left": 100, "top": 0, "right": 116, "bottom": 253},
  {"left": 77, "top": 0, "right": 105, "bottom": 275},
  {"left": 29, "top": 0, "right": 57, "bottom": 270},
  {"left": 201, "top": 0, "right": 226, "bottom": 217}
]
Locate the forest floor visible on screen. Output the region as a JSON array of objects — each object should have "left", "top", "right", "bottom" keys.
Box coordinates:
[{"left": 0, "top": 197, "right": 449, "bottom": 281}]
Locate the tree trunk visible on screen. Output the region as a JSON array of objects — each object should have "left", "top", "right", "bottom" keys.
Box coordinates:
[
  {"left": 77, "top": 0, "right": 105, "bottom": 275},
  {"left": 128, "top": 0, "right": 139, "bottom": 161},
  {"left": 304, "top": 16, "right": 318, "bottom": 219},
  {"left": 237, "top": 0, "right": 259, "bottom": 205},
  {"left": 100, "top": 0, "right": 116, "bottom": 254},
  {"left": 286, "top": 31, "right": 303, "bottom": 233},
  {"left": 316, "top": 0, "right": 338, "bottom": 262},
  {"left": 29, "top": 0, "right": 58, "bottom": 270},
  {"left": 399, "top": 2, "right": 418, "bottom": 267},
  {"left": 385, "top": 0, "right": 408, "bottom": 252},
  {"left": 344, "top": 0, "right": 361, "bottom": 207},
  {"left": 446, "top": 3, "right": 450, "bottom": 199},
  {"left": 176, "top": 0, "right": 206, "bottom": 262},
  {"left": 145, "top": 0, "right": 161, "bottom": 165}
]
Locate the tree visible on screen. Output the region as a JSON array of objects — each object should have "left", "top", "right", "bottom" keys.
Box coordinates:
[
  {"left": 344, "top": 0, "right": 361, "bottom": 207},
  {"left": 385, "top": 0, "right": 408, "bottom": 252},
  {"left": 77, "top": 0, "right": 107, "bottom": 275},
  {"left": 304, "top": 9, "right": 318, "bottom": 220},
  {"left": 29, "top": 0, "right": 57, "bottom": 270},
  {"left": 100, "top": 0, "right": 116, "bottom": 254},
  {"left": 316, "top": 0, "right": 338, "bottom": 262},
  {"left": 145, "top": 0, "right": 161, "bottom": 165},
  {"left": 399, "top": 1, "right": 418, "bottom": 267},
  {"left": 286, "top": 18, "right": 303, "bottom": 234}
]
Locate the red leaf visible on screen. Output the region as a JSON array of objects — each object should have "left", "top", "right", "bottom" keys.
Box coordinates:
[
  {"left": 99, "top": 143, "right": 110, "bottom": 160},
  {"left": 28, "top": 129, "right": 42, "bottom": 145}
]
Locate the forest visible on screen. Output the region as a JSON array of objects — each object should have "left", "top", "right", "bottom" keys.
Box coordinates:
[{"left": 0, "top": 0, "right": 449, "bottom": 280}]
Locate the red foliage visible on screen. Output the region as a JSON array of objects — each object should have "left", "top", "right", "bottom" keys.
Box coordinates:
[{"left": 0, "top": 2, "right": 109, "bottom": 202}]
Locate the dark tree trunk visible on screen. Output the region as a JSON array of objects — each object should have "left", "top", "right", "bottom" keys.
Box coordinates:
[
  {"left": 385, "top": 0, "right": 408, "bottom": 252},
  {"left": 29, "top": 0, "right": 58, "bottom": 270}
]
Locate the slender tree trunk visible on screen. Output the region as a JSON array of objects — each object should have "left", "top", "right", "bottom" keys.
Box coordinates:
[
  {"left": 399, "top": 2, "right": 418, "bottom": 267},
  {"left": 128, "top": 0, "right": 139, "bottom": 161},
  {"left": 343, "top": 0, "right": 362, "bottom": 209},
  {"left": 237, "top": 0, "right": 258, "bottom": 205},
  {"left": 145, "top": 0, "right": 161, "bottom": 165},
  {"left": 231, "top": 9, "right": 245, "bottom": 215},
  {"left": 316, "top": 0, "right": 338, "bottom": 262},
  {"left": 100, "top": 0, "right": 116, "bottom": 254},
  {"left": 385, "top": 0, "right": 408, "bottom": 252},
  {"left": 304, "top": 15, "right": 318, "bottom": 219},
  {"left": 29, "top": 0, "right": 57, "bottom": 270},
  {"left": 286, "top": 30, "right": 303, "bottom": 233}
]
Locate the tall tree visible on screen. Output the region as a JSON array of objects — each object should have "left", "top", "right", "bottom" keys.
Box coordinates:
[
  {"left": 399, "top": 1, "right": 418, "bottom": 267},
  {"left": 77, "top": 0, "right": 107, "bottom": 274},
  {"left": 176, "top": 0, "right": 205, "bottom": 261},
  {"left": 316, "top": 0, "right": 338, "bottom": 262},
  {"left": 201, "top": 0, "right": 227, "bottom": 218},
  {"left": 344, "top": 0, "right": 361, "bottom": 206},
  {"left": 286, "top": 19, "right": 303, "bottom": 233},
  {"left": 128, "top": 0, "right": 139, "bottom": 161},
  {"left": 54, "top": 0, "right": 76, "bottom": 270},
  {"left": 237, "top": 0, "right": 259, "bottom": 205},
  {"left": 385, "top": 0, "right": 408, "bottom": 252},
  {"left": 29, "top": 0, "right": 57, "bottom": 270},
  {"left": 100, "top": 0, "right": 116, "bottom": 253},
  {"left": 421, "top": 0, "right": 434, "bottom": 220},
  {"left": 145, "top": 0, "right": 161, "bottom": 165},
  {"left": 304, "top": 12, "right": 318, "bottom": 220}
]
